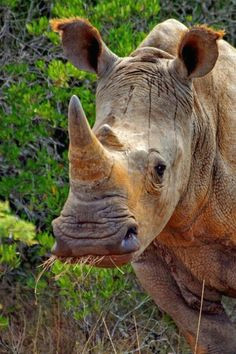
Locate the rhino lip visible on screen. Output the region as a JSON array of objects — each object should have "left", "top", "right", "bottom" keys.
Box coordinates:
[{"left": 51, "top": 217, "right": 140, "bottom": 261}]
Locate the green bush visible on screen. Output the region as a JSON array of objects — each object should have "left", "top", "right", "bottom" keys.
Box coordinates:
[{"left": 0, "top": 201, "right": 36, "bottom": 268}]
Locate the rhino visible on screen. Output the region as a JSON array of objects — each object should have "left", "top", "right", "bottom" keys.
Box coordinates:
[{"left": 50, "top": 17, "right": 236, "bottom": 353}]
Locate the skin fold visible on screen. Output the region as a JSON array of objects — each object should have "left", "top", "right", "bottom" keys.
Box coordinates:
[{"left": 51, "top": 18, "right": 236, "bottom": 353}]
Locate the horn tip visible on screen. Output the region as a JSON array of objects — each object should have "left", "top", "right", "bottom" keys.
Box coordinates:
[
  {"left": 69, "top": 94, "right": 80, "bottom": 107},
  {"left": 69, "top": 94, "right": 83, "bottom": 118}
]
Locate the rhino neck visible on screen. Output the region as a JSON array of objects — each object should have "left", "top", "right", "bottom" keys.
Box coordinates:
[{"left": 167, "top": 78, "right": 236, "bottom": 243}]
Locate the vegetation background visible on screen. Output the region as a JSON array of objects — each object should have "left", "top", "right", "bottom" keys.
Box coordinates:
[{"left": 0, "top": 0, "right": 235, "bottom": 353}]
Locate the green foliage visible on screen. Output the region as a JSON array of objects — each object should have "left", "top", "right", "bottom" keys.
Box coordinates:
[
  {"left": 0, "top": 201, "right": 36, "bottom": 245},
  {"left": 50, "top": 260, "right": 142, "bottom": 321},
  {"left": 0, "top": 201, "right": 37, "bottom": 269},
  {"left": 26, "top": 16, "right": 49, "bottom": 36},
  {"left": 0, "top": 314, "right": 9, "bottom": 329},
  {"left": 0, "top": 201, "right": 54, "bottom": 272},
  {"left": 1, "top": 0, "right": 19, "bottom": 7}
]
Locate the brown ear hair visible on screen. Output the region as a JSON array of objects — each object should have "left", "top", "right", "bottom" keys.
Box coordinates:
[
  {"left": 173, "top": 25, "right": 224, "bottom": 79},
  {"left": 50, "top": 17, "right": 117, "bottom": 75}
]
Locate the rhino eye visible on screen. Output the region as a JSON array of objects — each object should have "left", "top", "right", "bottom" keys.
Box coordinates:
[{"left": 155, "top": 163, "right": 166, "bottom": 178}]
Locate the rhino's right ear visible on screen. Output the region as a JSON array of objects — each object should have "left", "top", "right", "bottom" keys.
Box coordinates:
[
  {"left": 50, "top": 18, "right": 118, "bottom": 76},
  {"left": 171, "top": 25, "right": 224, "bottom": 80}
]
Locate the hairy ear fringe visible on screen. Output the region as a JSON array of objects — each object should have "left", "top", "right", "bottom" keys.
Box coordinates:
[
  {"left": 178, "top": 25, "right": 225, "bottom": 52},
  {"left": 50, "top": 17, "right": 91, "bottom": 33},
  {"left": 193, "top": 25, "right": 225, "bottom": 39}
]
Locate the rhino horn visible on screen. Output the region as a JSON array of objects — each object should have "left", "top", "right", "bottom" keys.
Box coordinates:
[{"left": 68, "top": 95, "right": 113, "bottom": 182}]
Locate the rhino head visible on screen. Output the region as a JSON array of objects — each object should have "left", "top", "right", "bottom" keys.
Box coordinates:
[{"left": 51, "top": 18, "right": 221, "bottom": 267}]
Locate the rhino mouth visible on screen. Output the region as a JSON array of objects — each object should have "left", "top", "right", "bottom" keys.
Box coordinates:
[
  {"left": 51, "top": 217, "right": 140, "bottom": 268},
  {"left": 52, "top": 254, "right": 134, "bottom": 268}
]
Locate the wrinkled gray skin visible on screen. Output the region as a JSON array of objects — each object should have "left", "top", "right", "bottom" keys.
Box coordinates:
[{"left": 51, "top": 18, "right": 236, "bottom": 353}]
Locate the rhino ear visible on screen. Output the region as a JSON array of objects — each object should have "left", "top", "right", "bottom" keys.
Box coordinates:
[
  {"left": 173, "top": 26, "right": 224, "bottom": 79},
  {"left": 50, "top": 18, "right": 118, "bottom": 76}
]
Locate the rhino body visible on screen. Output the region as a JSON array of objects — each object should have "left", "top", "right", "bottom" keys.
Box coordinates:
[{"left": 51, "top": 18, "right": 236, "bottom": 353}]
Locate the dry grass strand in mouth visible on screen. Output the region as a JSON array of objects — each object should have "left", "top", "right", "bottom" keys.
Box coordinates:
[
  {"left": 42, "top": 255, "right": 126, "bottom": 277},
  {"left": 40, "top": 255, "right": 107, "bottom": 280},
  {"left": 41, "top": 255, "right": 57, "bottom": 271},
  {"left": 42, "top": 254, "right": 106, "bottom": 267},
  {"left": 109, "top": 256, "right": 125, "bottom": 274},
  {"left": 39, "top": 255, "right": 127, "bottom": 285}
]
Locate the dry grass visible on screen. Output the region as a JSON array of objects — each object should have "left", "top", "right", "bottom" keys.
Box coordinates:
[
  {"left": 0, "top": 267, "right": 191, "bottom": 354},
  {"left": 2, "top": 264, "right": 235, "bottom": 353},
  {"left": 1, "top": 257, "right": 234, "bottom": 353},
  {"left": 193, "top": 279, "right": 205, "bottom": 354}
]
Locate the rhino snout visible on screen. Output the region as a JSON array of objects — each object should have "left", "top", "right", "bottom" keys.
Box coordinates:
[{"left": 51, "top": 217, "right": 140, "bottom": 259}]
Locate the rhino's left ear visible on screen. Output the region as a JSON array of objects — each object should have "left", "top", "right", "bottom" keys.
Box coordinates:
[
  {"left": 50, "top": 18, "right": 118, "bottom": 76},
  {"left": 172, "top": 26, "right": 224, "bottom": 79}
]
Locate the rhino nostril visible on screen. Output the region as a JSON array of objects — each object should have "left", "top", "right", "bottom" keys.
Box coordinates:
[
  {"left": 124, "top": 226, "right": 137, "bottom": 240},
  {"left": 121, "top": 226, "right": 139, "bottom": 253}
]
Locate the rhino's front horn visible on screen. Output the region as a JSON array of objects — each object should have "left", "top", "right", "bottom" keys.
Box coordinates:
[{"left": 68, "top": 95, "right": 113, "bottom": 182}]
